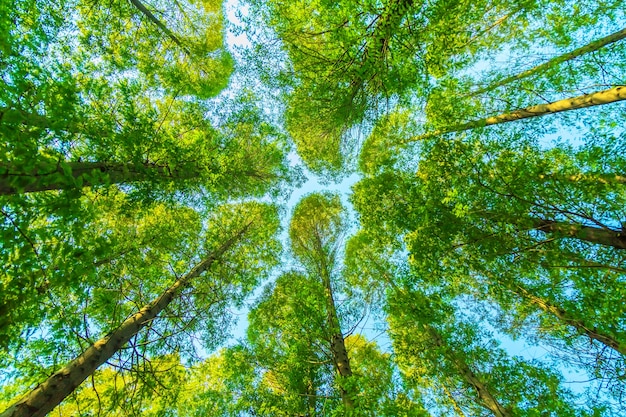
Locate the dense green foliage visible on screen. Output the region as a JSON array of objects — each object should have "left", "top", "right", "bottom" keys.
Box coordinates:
[{"left": 1, "top": 0, "right": 626, "bottom": 415}]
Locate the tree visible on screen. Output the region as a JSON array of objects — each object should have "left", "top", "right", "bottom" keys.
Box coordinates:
[
  {"left": 242, "top": 271, "right": 344, "bottom": 416},
  {"left": 289, "top": 193, "right": 358, "bottom": 412},
  {"left": 1, "top": 91, "right": 288, "bottom": 199},
  {"left": 75, "top": 0, "right": 234, "bottom": 97},
  {"left": 5, "top": 0, "right": 626, "bottom": 414},
  {"left": 0, "top": 191, "right": 203, "bottom": 350},
  {"left": 1, "top": 0, "right": 290, "bottom": 383},
  {"left": 246, "top": 0, "right": 625, "bottom": 174},
  {"left": 225, "top": 271, "right": 422, "bottom": 416},
  {"left": 2, "top": 0, "right": 292, "bottom": 202},
  {"left": 0, "top": 201, "right": 281, "bottom": 417},
  {"left": 388, "top": 287, "right": 594, "bottom": 416},
  {"left": 343, "top": 226, "right": 596, "bottom": 415},
  {"left": 469, "top": 26, "right": 626, "bottom": 96},
  {"left": 352, "top": 129, "right": 626, "bottom": 405}
]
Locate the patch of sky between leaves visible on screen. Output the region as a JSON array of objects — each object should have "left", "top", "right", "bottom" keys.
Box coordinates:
[{"left": 202, "top": 0, "right": 378, "bottom": 353}]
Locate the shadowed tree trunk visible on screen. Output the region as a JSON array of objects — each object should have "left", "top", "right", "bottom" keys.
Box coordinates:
[
  {"left": 317, "top": 236, "right": 355, "bottom": 411},
  {"left": 129, "top": 0, "right": 187, "bottom": 51},
  {"left": 0, "top": 160, "right": 200, "bottom": 195},
  {"left": 512, "top": 284, "right": 625, "bottom": 355},
  {"left": 385, "top": 276, "right": 510, "bottom": 417},
  {"left": 533, "top": 218, "right": 626, "bottom": 250},
  {"left": 290, "top": 194, "right": 357, "bottom": 411},
  {"left": 0, "top": 224, "right": 250, "bottom": 417},
  {"left": 324, "top": 278, "right": 354, "bottom": 410},
  {"left": 425, "top": 325, "right": 512, "bottom": 417}
]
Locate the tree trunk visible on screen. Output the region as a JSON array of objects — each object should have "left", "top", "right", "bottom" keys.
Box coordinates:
[
  {"left": 321, "top": 269, "right": 355, "bottom": 410},
  {"left": 513, "top": 284, "right": 625, "bottom": 355},
  {"left": 426, "top": 325, "right": 512, "bottom": 417},
  {"left": 533, "top": 218, "right": 626, "bottom": 249},
  {"left": 128, "top": 0, "right": 188, "bottom": 52},
  {"left": 411, "top": 85, "right": 626, "bottom": 142},
  {"left": 307, "top": 228, "right": 356, "bottom": 411},
  {"left": 471, "top": 27, "right": 626, "bottom": 95},
  {"left": 0, "top": 225, "right": 249, "bottom": 417},
  {"left": 0, "top": 160, "right": 198, "bottom": 195}
]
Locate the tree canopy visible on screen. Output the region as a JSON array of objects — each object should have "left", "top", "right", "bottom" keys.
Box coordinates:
[{"left": 1, "top": 0, "right": 626, "bottom": 415}]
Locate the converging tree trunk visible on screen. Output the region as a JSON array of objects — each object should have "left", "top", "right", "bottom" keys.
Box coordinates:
[
  {"left": 425, "top": 325, "right": 512, "bottom": 417},
  {"left": 0, "top": 160, "right": 199, "bottom": 195},
  {"left": 411, "top": 85, "right": 626, "bottom": 142},
  {"left": 471, "top": 27, "right": 626, "bottom": 95},
  {"left": 0, "top": 225, "right": 249, "bottom": 417},
  {"left": 289, "top": 193, "right": 357, "bottom": 411},
  {"left": 323, "top": 274, "right": 355, "bottom": 410},
  {"left": 387, "top": 278, "right": 511, "bottom": 417},
  {"left": 129, "top": 0, "right": 187, "bottom": 51},
  {"left": 512, "top": 284, "right": 625, "bottom": 356},
  {"left": 318, "top": 245, "right": 355, "bottom": 411},
  {"left": 533, "top": 218, "right": 626, "bottom": 250}
]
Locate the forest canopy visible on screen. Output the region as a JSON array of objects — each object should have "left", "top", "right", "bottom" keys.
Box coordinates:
[{"left": 1, "top": 0, "right": 626, "bottom": 416}]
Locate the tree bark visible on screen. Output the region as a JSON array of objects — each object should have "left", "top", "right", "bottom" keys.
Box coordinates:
[
  {"left": 0, "top": 160, "right": 198, "bottom": 195},
  {"left": 513, "top": 284, "right": 625, "bottom": 356},
  {"left": 411, "top": 85, "right": 626, "bottom": 142},
  {"left": 128, "top": 0, "right": 188, "bottom": 52},
  {"left": 320, "top": 259, "right": 355, "bottom": 410},
  {"left": 0, "top": 225, "right": 249, "bottom": 417},
  {"left": 533, "top": 218, "right": 626, "bottom": 249},
  {"left": 426, "top": 325, "right": 512, "bottom": 417},
  {"left": 471, "top": 27, "right": 626, "bottom": 95}
]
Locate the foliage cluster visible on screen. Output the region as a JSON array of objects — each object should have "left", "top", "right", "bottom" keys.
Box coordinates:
[{"left": 1, "top": 0, "right": 626, "bottom": 416}]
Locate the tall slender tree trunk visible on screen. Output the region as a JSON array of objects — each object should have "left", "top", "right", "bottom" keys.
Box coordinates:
[
  {"left": 512, "top": 284, "right": 625, "bottom": 355},
  {"left": 471, "top": 27, "right": 626, "bottom": 95},
  {"left": 425, "top": 325, "right": 512, "bottom": 417},
  {"left": 291, "top": 194, "right": 357, "bottom": 412},
  {"left": 411, "top": 85, "right": 626, "bottom": 142},
  {"left": 128, "top": 0, "right": 188, "bottom": 52},
  {"left": 0, "top": 160, "right": 198, "bottom": 195},
  {"left": 387, "top": 280, "right": 510, "bottom": 417},
  {"left": 0, "top": 225, "right": 249, "bottom": 417},
  {"left": 533, "top": 218, "right": 626, "bottom": 249},
  {"left": 306, "top": 225, "right": 356, "bottom": 411},
  {"left": 320, "top": 267, "right": 355, "bottom": 411}
]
